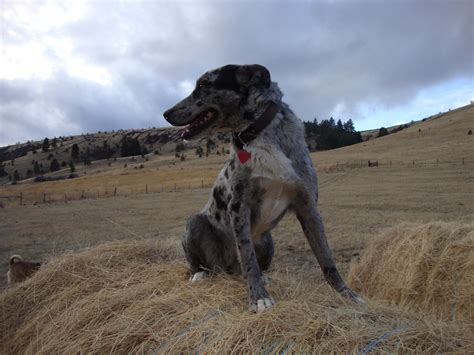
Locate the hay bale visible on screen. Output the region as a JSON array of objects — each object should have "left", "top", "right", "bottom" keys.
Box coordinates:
[
  {"left": 348, "top": 222, "right": 473, "bottom": 324},
  {"left": 1, "top": 239, "right": 471, "bottom": 353}
]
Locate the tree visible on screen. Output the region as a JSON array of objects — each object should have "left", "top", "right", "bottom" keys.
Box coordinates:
[
  {"left": 304, "top": 117, "right": 362, "bottom": 150},
  {"left": 50, "top": 158, "right": 60, "bottom": 172},
  {"left": 195, "top": 146, "right": 204, "bottom": 157},
  {"left": 51, "top": 137, "right": 58, "bottom": 148},
  {"left": 0, "top": 164, "right": 7, "bottom": 177},
  {"left": 69, "top": 161, "right": 76, "bottom": 173},
  {"left": 26, "top": 168, "right": 33, "bottom": 178},
  {"left": 206, "top": 138, "right": 216, "bottom": 151},
  {"left": 378, "top": 127, "right": 389, "bottom": 137},
  {"left": 42, "top": 138, "right": 49, "bottom": 152},
  {"left": 343, "top": 119, "right": 355, "bottom": 132},
  {"left": 83, "top": 148, "right": 92, "bottom": 165},
  {"left": 120, "top": 137, "right": 142, "bottom": 157},
  {"left": 175, "top": 142, "right": 185, "bottom": 153},
  {"left": 34, "top": 161, "right": 40, "bottom": 175},
  {"left": 71, "top": 143, "right": 80, "bottom": 160},
  {"left": 13, "top": 169, "right": 20, "bottom": 182}
]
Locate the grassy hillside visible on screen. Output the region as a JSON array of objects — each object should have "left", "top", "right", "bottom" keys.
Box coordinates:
[{"left": 314, "top": 104, "right": 473, "bottom": 166}]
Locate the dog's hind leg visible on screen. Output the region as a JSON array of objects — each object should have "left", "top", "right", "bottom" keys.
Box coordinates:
[
  {"left": 182, "top": 214, "right": 240, "bottom": 280},
  {"left": 294, "top": 191, "right": 365, "bottom": 303}
]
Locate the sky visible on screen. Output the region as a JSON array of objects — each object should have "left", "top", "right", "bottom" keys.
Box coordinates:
[{"left": 0, "top": 0, "right": 473, "bottom": 147}]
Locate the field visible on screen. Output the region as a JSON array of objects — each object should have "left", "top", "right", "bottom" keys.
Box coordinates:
[{"left": 0, "top": 106, "right": 473, "bottom": 352}]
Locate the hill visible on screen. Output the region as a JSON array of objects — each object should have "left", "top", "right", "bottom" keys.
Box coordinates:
[
  {"left": 1, "top": 104, "right": 471, "bottom": 186},
  {"left": 314, "top": 104, "right": 473, "bottom": 167}
]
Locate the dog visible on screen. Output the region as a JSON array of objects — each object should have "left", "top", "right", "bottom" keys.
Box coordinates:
[
  {"left": 7, "top": 255, "right": 42, "bottom": 284},
  {"left": 164, "top": 64, "right": 364, "bottom": 312}
]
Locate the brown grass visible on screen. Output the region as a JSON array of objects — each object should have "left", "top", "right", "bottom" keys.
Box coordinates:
[
  {"left": 348, "top": 222, "right": 474, "bottom": 325},
  {"left": 1, "top": 239, "right": 472, "bottom": 354}
]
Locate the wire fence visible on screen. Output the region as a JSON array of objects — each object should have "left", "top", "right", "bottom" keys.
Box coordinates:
[
  {"left": 0, "top": 179, "right": 217, "bottom": 207},
  {"left": 317, "top": 157, "right": 472, "bottom": 173},
  {"left": 0, "top": 157, "right": 471, "bottom": 206}
]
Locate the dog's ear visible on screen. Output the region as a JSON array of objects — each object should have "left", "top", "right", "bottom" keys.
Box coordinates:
[
  {"left": 214, "top": 65, "right": 240, "bottom": 92},
  {"left": 236, "top": 65, "right": 271, "bottom": 89}
]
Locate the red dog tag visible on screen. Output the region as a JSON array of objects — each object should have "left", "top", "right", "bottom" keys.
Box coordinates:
[{"left": 237, "top": 149, "right": 251, "bottom": 164}]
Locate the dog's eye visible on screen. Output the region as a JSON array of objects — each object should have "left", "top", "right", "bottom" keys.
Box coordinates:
[{"left": 198, "top": 81, "right": 211, "bottom": 89}]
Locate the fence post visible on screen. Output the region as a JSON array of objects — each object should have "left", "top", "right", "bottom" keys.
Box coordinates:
[
  {"left": 81, "top": 190, "right": 85, "bottom": 199},
  {"left": 201, "top": 180, "right": 204, "bottom": 188},
  {"left": 43, "top": 192, "right": 46, "bottom": 203},
  {"left": 19, "top": 192, "right": 22, "bottom": 206},
  {"left": 65, "top": 193, "right": 67, "bottom": 202},
  {"left": 413, "top": 160, "right": 415, "bottom": 165},
  {"left": 114, "top": 187, "right": 117, "bottom": 196},
  {"left": 174, "top": 183, "right": 177, "bottom": 192},
  {"left": 146, "top": 184, "right": 148, "bottom": 193}
]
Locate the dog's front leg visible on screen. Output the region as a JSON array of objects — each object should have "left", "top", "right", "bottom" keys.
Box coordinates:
[
  {"left": 229, "top": 197, "right": 275, "bottom": 313},
  {"left": 294, "top": 188, "right": 365, "bottom": 304}
]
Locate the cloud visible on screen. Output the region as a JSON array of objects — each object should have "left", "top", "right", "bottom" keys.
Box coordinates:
[{"left": 0, "top": 0, "right": 472, "bottom": 146}]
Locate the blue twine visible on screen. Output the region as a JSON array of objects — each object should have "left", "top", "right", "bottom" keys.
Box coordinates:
[{"left": 358, "top": 326, "right": 406, "bottom": 355}]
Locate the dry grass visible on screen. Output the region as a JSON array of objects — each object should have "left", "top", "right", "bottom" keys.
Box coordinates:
[
  {"left": 0, "top": 106, "right": 472, "bottom": 352},
  {"left": 1, "top": 239, "right": 472, "bottom": 354},
  {"left": 0, "top": 154, "right": 226, "bottom": 205},
  {"left": 314, "top": 104, "right": 474, "bottom": 167},
  {"left": 348, "top": 222, "right": 474, "bottom": 325}
]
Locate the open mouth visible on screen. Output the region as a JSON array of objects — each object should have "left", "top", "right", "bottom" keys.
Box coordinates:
[{"left": 181, "top": 109, "right": 218, "bottom": 139}]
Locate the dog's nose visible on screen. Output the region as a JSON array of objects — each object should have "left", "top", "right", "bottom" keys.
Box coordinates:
[{"left": 163, "top": 108, "right": 173, "bottom": 119}]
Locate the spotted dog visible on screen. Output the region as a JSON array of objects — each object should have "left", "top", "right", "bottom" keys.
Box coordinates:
[{"left": 164, "top": 64, "right": 364, "bottom": 312}]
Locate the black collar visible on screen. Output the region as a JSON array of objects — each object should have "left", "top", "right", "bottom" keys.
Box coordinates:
[{"left": 233, "top": 101, "right": 280, "bottom": 149}]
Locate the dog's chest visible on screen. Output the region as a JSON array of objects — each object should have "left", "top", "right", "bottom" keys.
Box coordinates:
[
  {"left": 244, "top": 145, "right": 297, "bottom": 234},
  {"left": 260, "top": 178, "right": 291, "bottom": 216},
  {"left": 245, "top": 143, "right": 297, "bottom": 182}
]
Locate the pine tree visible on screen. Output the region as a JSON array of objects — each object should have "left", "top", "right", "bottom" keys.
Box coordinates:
[
  {"left": 42, "top": 138, "right": 50, "bottom": 152},
  {"left": 0, "top": 164, "right": 7, "bottom": 177},
  {"left": 50, "top": 158, "right": 60, "bottom": 172},
  {"left": 71, "top": 143, "right": 79, "bottom": 160},
  {"left": 13, "top": 170, "right": 20, "bottom": 182},
  {"left": 378, "top": 127, "right": 389, "bottom": 137},
  {"left": 34, "top": 161, "right": 40, "bottom": 175},
  {"left": 69, "top": 161, "right": 76, "bottom": 173}
]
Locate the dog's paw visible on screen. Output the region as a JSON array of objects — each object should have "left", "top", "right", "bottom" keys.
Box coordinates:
[
  {"left": 249, "top": 297, "right": 275, "bottom": 313},
  {"left": 341, "top": 288, "right": 366, "bottom": 304},
  {"left": 189, "top": 271, "right": 209, "bottom": 282}
]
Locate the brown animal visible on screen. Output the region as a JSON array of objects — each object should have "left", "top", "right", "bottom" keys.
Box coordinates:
[{"left": 7, "top": 255, "right": 42, "bottom": 284}]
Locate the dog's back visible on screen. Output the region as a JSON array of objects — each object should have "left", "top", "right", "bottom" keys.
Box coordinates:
[{"left": 7, "top": 255, "right": 42, "bottom": 284}]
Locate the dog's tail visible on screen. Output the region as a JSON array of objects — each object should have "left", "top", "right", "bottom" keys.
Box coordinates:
[{"left": 9, "top": 255, "right": 24, "bottom": 265}]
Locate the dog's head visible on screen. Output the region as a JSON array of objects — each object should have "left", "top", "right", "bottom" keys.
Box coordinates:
[{"left": 163, "top": 64, "right": 273, "bottom": 139}]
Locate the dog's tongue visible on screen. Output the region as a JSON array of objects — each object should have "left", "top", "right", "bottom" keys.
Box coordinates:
[{"left": 237, "top": 149, "right": 251, "bottom": 164}]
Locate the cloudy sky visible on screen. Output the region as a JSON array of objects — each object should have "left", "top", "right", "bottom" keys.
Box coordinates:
[{"left": 1, "top": 0, "right": 472, "bottom": 146}]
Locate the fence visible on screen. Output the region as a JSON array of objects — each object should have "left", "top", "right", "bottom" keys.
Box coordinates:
[
  {"left": 0, "top": 179, "right": 217, "bottom": 206},
  {"left": 317, "top": 157, "right": 472, "bottom": 173},
  {"left": 0, "top": 157, "right": 471, "bottom": 206}
]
